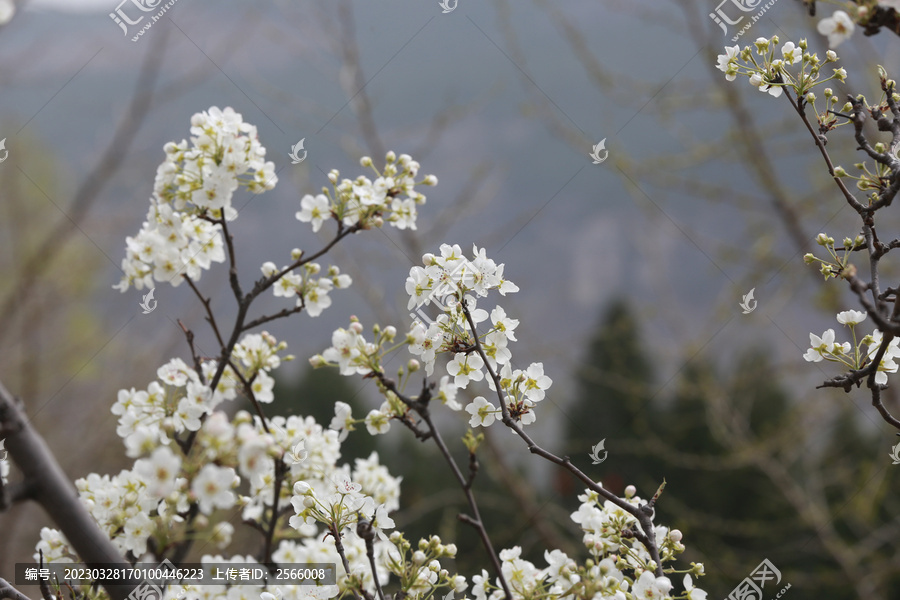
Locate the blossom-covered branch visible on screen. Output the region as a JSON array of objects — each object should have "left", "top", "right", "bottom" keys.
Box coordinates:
[{"left": 717, "top": 35, "right": 900, "bottom": 434}]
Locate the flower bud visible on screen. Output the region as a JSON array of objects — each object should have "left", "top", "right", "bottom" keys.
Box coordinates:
[
  {"left": 423, "top": 175, "right": 438, "bottom": 186},
  {"left": 412, "top": 551, "right": 427, "bottom": 565},
  {"left": 261, "top": 261, "right": 278, "bottom": 277},
  {"left": 624, "top": 485, "right": 636, "bottom": 498},
  {"left": 385, "top": 151, "right": 397, "bottom": 163},
  {"left": 422, "top": 253, "right": 435, "bottom": 265},
  {"left": 826, "top": 50, "right": 837, "bottom": 61},
  {"left": 384, "top": 325, "right": 397, "bottom": 340},
  {"left": 294, "top": 481, "right": 311, "bottom": 495},
  {"left": 360, "top": 156, "right": 373, "bottom": 167},
  {"left": 407, "top": 359, "right": 420, "bottom": 373},
  {"left": 350, "top": 322, "right": 364, "bottom": 334},
  {"left": 803, "top": 253, "right": 816, "bottom": 264},
  {"left": 328, "top": 171, "right": 338, "bottom": 184},
  {"left": 806, "top": 92, "right": 815, "bottom": 103},
  {"left": 309, "top": 354, "right": 327, "bottom": 368},
  {"left": 291, "top": 248, "right": 304, "bottom": 260},
  {"left": 669, "top": 529, "right": 683, "bottom": 542},
  {"left": 833, "top": 166, "right": 847, "bottom": 177},
  {"left": 303, "top": 496, "right": 316, "bottom": 508}
]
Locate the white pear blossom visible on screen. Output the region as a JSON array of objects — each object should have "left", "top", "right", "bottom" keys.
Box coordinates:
[
  {"left": 715, "top": 45, "right": 740, "bottom": 81},
  {"left": 818, "top": 10, "right": 855, "bottom": 48},
  {"left": 329, "top": 401, "right": 354, "bottom": 441},
  {"left": 296, "top": 194, "right": 332, "bottom": 232},
  {"left": 632, "top": 571, "right": 673, "bottom": 599},
  {"left": 465, "top": 396, "right": 498, "bottom": 428},
  {"left": 133, "top": 445, "right": 182, "bottom": 499},
  {"left": 683, "top": 574, "right": 707, "bottom": 600},
  {"left": 192, "top": 464, "right": 237, "bottom": 514},
  {"left": 837, "top": 310, "right": 866, "bottom": 325}
]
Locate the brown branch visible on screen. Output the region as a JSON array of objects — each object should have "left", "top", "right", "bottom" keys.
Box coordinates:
[
  {"left": 459, "top": 305, "right": 665, "bottom": 577},
  {"left": 0, "top": 380, "right": 137, "bottom": 600},
  {"left": 0, "top": 578, "right": 32, "bottom": 600},
  {"left": 261, "top": 459, "right": 286, "bottom": 568},
  {"left": 184, "top": 275, "right": 225, "bottom": 348},
  {"left": 370, "top": 372, "right": 511, "bottom": 600}
]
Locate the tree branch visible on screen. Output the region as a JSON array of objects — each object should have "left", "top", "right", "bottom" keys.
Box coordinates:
[
  {"left": 0, "top": 379, "right": 137, "bottom": 600},
  {"left": 0, "top": 578, "right": 32, "bottom": 600}
]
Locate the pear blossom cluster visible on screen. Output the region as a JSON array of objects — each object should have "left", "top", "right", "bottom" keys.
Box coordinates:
[
  {"left": 312, "top": 244, "right": 553, "bottom": 428},
  {"left": 295, "top": 151, "right": 437, "bottom": 233},
  {"left": 114, "top": 106, "right": 277, "bottom": 292},
  {"left": 467, "top": 485, "right": 704, "bottom": 600},
  {"left": 716, "top": 36, "right": 846, "bottom": 100},
  {"left": 112, "top": 330, "right": 290, "bottom": 457},
  {"left": 803, "top": 309, "right": 900, "bottom": 384},
  {"left": 33, "top": 367, "right": 418, "bottom": 600},
  {"left": 35, "top": 119, "right": 709, "bottom": 600},
  {"left": 32, "top": 325, "right": 429, "bottom": 600},
  {"left": 261, "top": 259, "right": 353, "bottom": 317}
]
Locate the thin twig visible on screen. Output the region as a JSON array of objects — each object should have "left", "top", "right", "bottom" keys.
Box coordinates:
[{"left": 460, "top": 305, "right": 665, "bottom": 576}]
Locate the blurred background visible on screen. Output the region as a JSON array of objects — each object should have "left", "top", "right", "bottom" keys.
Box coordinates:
[{"left": 1, "top": 0, "right": 899, "bottom": 598}]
